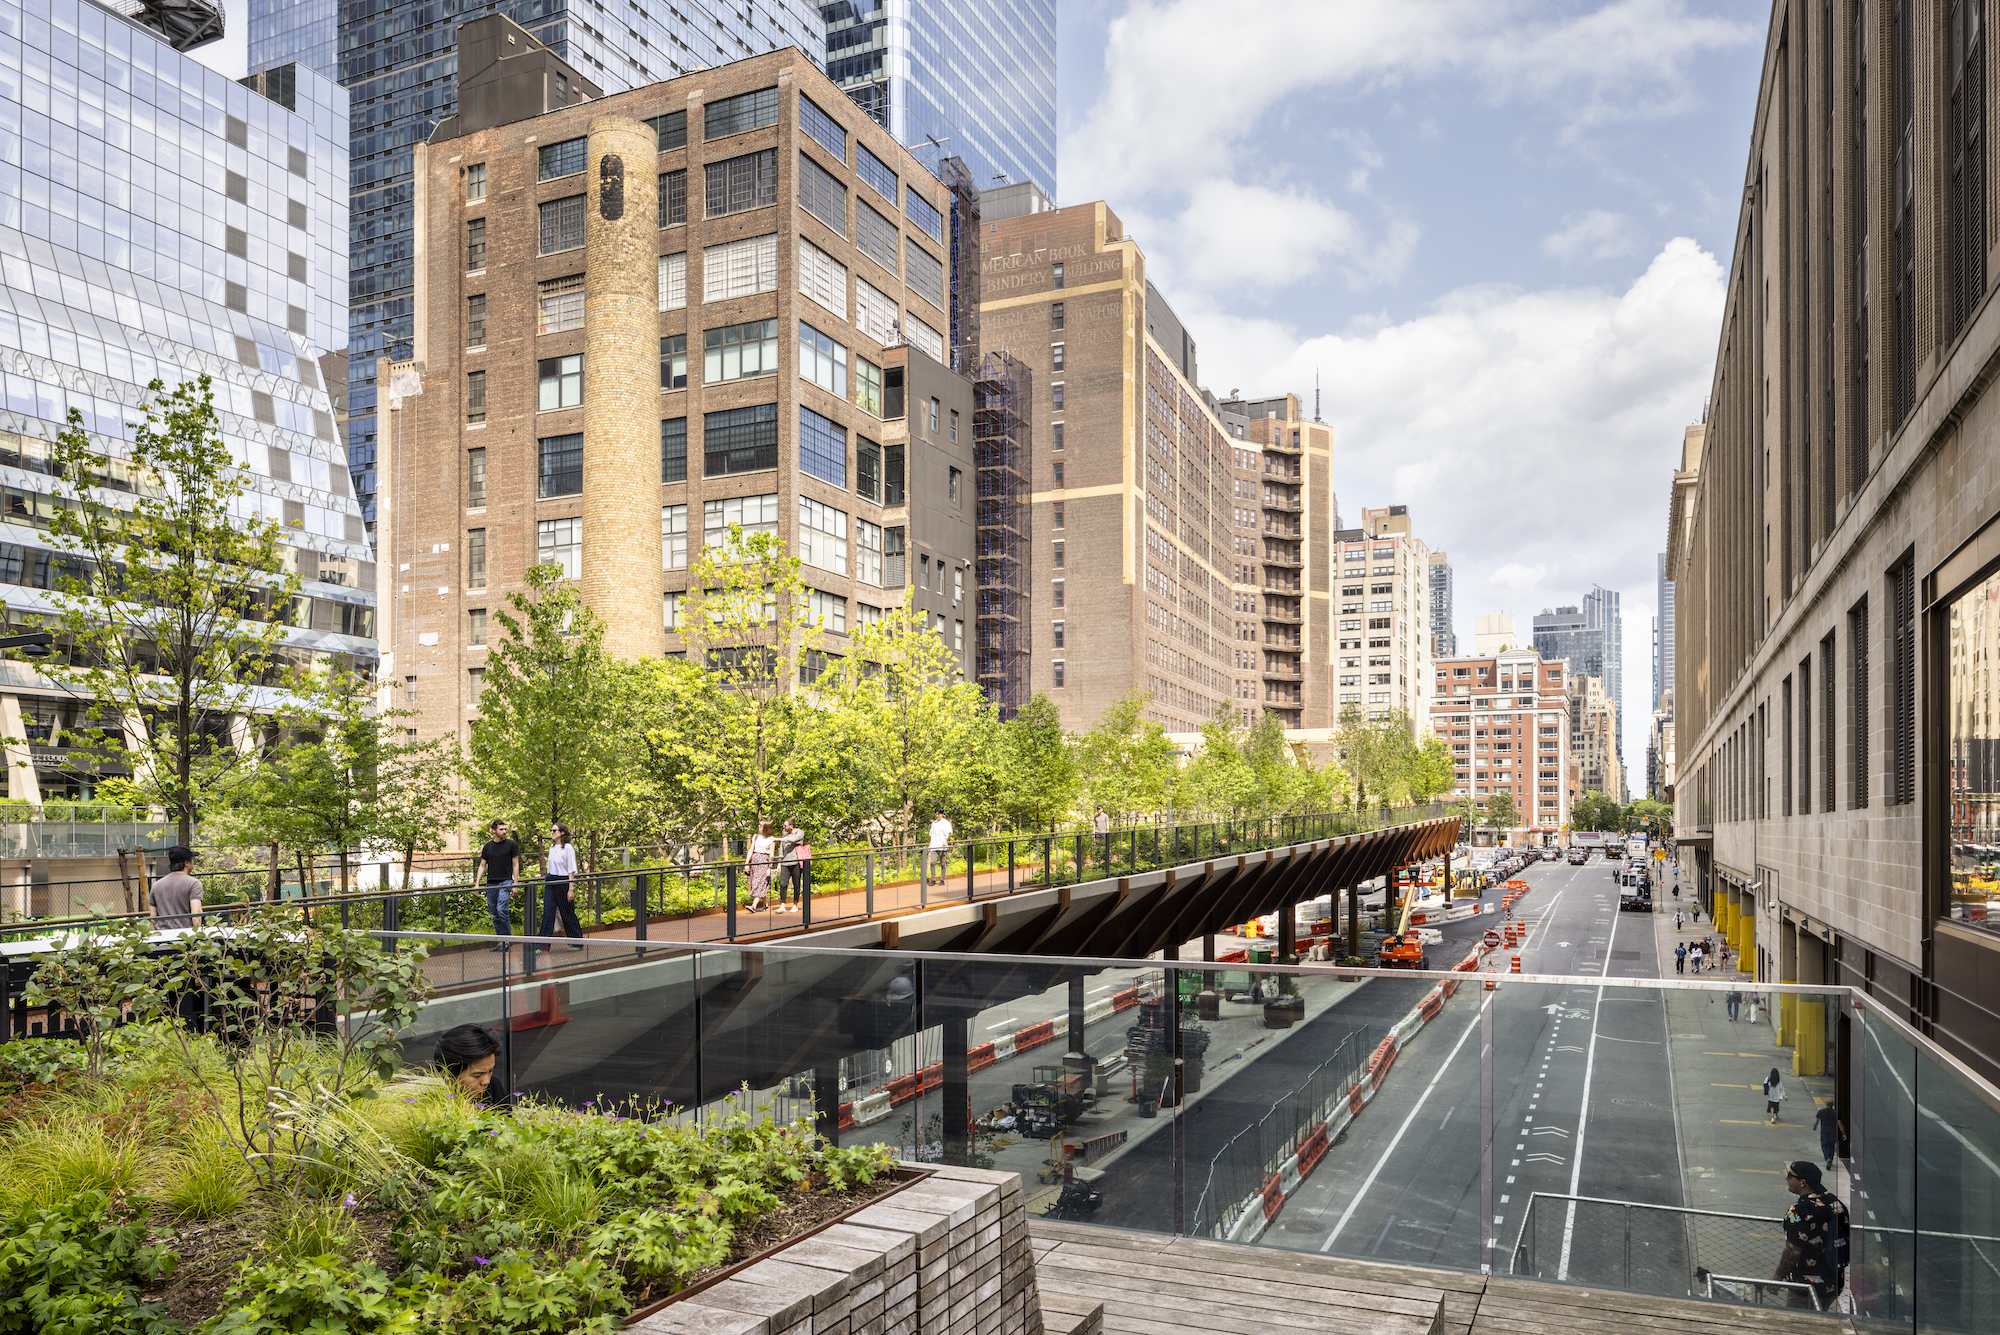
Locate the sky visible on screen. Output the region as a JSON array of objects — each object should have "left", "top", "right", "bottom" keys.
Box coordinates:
[
  {"left": 193, "top": 0, "right": 1767, "bottom": 788},
  {"left": 1054, "top": 0, "right": 1765, "bottom": 785}
]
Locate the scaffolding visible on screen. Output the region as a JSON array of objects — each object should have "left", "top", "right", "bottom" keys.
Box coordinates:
[
  {"left": 974, "top": 352, "right": 1032, "bottom": 718},
  {"left": 938, "top": 157, "right": 982, "bottom": 377}
]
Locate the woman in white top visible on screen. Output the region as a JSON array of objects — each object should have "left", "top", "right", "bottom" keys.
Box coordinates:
[
  {"left": 1763, "top": 1067, "right": 1787, "bottom": 1124},
  {"left": 748, "top": 820, "right": 778, "bottom": 910},
  {"left": 533, "top": 823, "right": 586, "bottom": 950}
]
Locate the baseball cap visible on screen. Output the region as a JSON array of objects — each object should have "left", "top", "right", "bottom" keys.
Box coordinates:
[
  {"left": 1785, "top": 1160, "right": 1823, "bottom": 1187},
  {"left": 165, "top": 845, "right": 197, "bottom": 864}
]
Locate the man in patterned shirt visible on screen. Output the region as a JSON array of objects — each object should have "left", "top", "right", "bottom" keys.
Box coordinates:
[{"left": 1774, "top": 1160, "right": 1848, "bottom": 1308}]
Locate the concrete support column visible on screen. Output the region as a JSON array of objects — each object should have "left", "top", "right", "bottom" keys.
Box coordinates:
[
  {"left": 0, "top": 694, "right": 40, "bottom": 806},
  {"left": 941, "top": 1015, "right": 970, "bottom": 1166},
  {"left": 1203, "top": 933, "right": 1216, "bottom": 990},
  {"left": 581, "top": 116, "right": 665, "bottom": 658},
  {"left": 1277, "top": 897, "right": 1295, "bottom": 960},
  {"left": 1064, "top": 976, "right": 1092, "bottom": 1082},
  {"left": 1347, "top": 885, "right": 1361, "bottom": 960}
]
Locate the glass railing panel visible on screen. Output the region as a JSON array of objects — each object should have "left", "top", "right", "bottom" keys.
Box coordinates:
[
  {"left": 1856, "top": 1005, "right": 1920, "bottom": 1332},
  {"left": 1912, "top": 1044, "right": 2000, "bottom": 1335}
]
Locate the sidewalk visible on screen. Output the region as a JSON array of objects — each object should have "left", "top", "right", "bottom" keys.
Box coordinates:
[{"left": 1647, "top": 890, "right": 1843, "bottom": 1221}]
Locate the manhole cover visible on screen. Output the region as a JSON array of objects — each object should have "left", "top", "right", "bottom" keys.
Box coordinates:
[{"left": 1610, "top": 1098, "right": 1655, "bottom": 1107}]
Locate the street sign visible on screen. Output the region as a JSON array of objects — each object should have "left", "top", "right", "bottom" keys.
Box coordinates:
[{"left": 1483, "top": 929, "right": 1502, "bottom": 948}]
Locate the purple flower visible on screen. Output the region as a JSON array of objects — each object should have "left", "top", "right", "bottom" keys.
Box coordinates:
[
  {"left": 342, "top": 1193, "right": 357, "bottom": 1209},
  {"left": 473, "top": 1256, "right": 490, "bottom": 1266}
]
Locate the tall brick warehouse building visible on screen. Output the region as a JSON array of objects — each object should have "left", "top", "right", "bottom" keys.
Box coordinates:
[
  {"left": 978, "top": 204, "right": 1338, "bottom": 734},
  {"left": 1430, "top": 648, "right": 1574, "bottom": 839},
  {"left": 383, "top": 29, "right": 976, "bottom": 742}
]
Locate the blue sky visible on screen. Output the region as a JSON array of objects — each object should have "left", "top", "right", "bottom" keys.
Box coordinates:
[
  {"left": 1054, "top": 0, "right": 1767, "bottom": 780},
  {"left": 197, "top": 0, "right": 1768, "bottom": 784}
]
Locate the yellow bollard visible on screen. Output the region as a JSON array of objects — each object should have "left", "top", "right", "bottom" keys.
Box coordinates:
[
  {"left": 1792, "top": 1000, "right": 1826, "bottom": 1076},
  {"left": 1777, "top": 983, "right": 1798, "bottom": 1046}
]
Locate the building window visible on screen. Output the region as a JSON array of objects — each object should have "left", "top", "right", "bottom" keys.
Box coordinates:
[
  {"left": 954, "top": 619, "right": 963, "bottom": 654},
  {"left": 538, "top": 136, "right": 587, "bottom": 180},
  {"left": 928, "top": 398, "right": 940, "bottom": 432},
  {"left": 661, "top": 416, "right": 688, "bottom": 482},
  {"left": 799, "top": 406, "right": 848, "bottom": 487},
  {"left": 807, "top": 588, "right": 848, "bottom": 633},
  {"left": 703, "top": 403, "right": 780, "bottom": 475},
  {"left": 1822, "top": 629, "right": 1837, "bottom": 813},
  {"left": 466, "top": 294, "right": 486, "bottom": 347},
  {"left": 1051, "top": 383, "right": 1064, "bottom": 410},
  {"left": 465, "top": 217, "right": 486, "bottom": 270},
  {"left": 703, "top": 493, "right": 780, "bottom": 549},
  {"left": 1052, "top": 262, "right": 1065, "bottom": 290},
  {"left": 1890, "top": 556, "right": 1916, "bottom": 804},
  {"left": 885, "top": 444, "right": 906, "bottom": 505},
  {"left": 856, "top": 199, "right": 900, "bottom": 274},
  {"left": 1851, "top": 597, "right": 1869, "bottom": 808},
  {"left": 1052, "top": 423, "right": 1064, "bottom": 451},
  {"left": 1050, "top": 301, "right": 1065, "bottom": 331},
  {"left": 465, "top": 163, "right": 486, "bottom": 200},
  {"left": 885, "top": 526, "right": 906, "bottom": 585},
  {"left": 664, "top": 592, "right": 685, "bottom": 631},
  {"left": 466, "top": 447, "right": 487, "bottom": 507},
  {"left": 538, "top": 433, "right": 582, "bottom": 498},
  {"left": 906, "top": 239, "right": 944, "bottom": 309},
  {"left": 1052, "top": 461, "right": 1065, "bottom": 488},
  {"left": 404, "top": 675, "right": 417, "bottom": 704},
  {"left": 467, "top": 528, "right": 486, "bottom": 589},
  {"left": 465, "top": 372, "right": 486, "bottom": 424},
  {"left": 1052, "top": 579, "right": 1065, "bottom": 609},
  {"left": 658, "top": 252, "right": 687, "bottom": 310},
  {"left": 950, "top": 409, "right": 959, "bottom": 442},
  {"left": 1053, "top": 660, "right": 1066, "bottom": 687},
  {"left": 857, "top": 437, "right": 883, "bottom": 502},
  {"left": 704, "top": 319, "right": 780, "bottom": 382},
  {"left": 468, "top": 667, "right": 485, "bottom": 703},
  {"left": 662, "top": 503, "right": 688, "bottom": 569},
  {"left": 469, "top": 607, "right": 486, "bottom": 646},
  {"left": 857, "top": 142, "right": 897, "bottom": 201},
  {"left": 798, "top": 236, "right": 848, "bottom": 319},
  {"left": 954, "top": 566, "right": 964, "bottom": 603},
  {"left": 538, "top": 194, "right": 586, "bottom": 254},
  {"left": 538, "top": 274, "right": 585, "bottom": 334},
  {"left": 907, "top": 313, "right": 944, "bottom": 363},
  {"left": 537, "top": 516, "right": 581, "bottom": 579},
  {"left": 856, "top": 359, "right": 882, "bottom": 416},
  {"left": 796, "top": 151, "right": 846, "bottom": 234},
  {"left": 798, "top": 93, "right": 847, "bottom": 159},
  {"left": 704, "top": 86, "right": 779, "bottom": 139},
  {"left": 855, "top": 517, "right": 883, "bottom": 584},
  {"left": 798, "top": 496, "right": 849, "bottom": 575},
  {"left": 1051, "top": 343, "right": 1065, "bottom": 372},
  {"left": 705, "top": 149, "right": 778, "bottom": 218},
  {"left": 1052, "top": 620, "right": 1065, "bottom": 649},
  {"left": 661, "top": 335, "right": 688, "bottom": 390},
  {"left": 855, "top": 275, "right": 900, "bottom": 345},
  {"left": 948, "top": 466, "right": 961, "bottom": 506},
  {"left": 883, "top": 365, "right": 906, "bottom": 420},
  {"left": 1052, "top": 501, "right": 1064, "bottom": 529},
  {"left": 1947, "top": 0, "right": 1987, "bottom": 339},
  {"left": 658, "top": 168, "right": 688, "bottom": 227},
  {"left": 906, "top": 183, "right": 942, "bottom": 240},
  {"left": 537, "top": 355, "right": 583, "bottom": 411},
  {"left": 801, "top": 322, "right": 848, "bottom": 395},
  {"left": 702, "top": 232, "right": 778, "bottom": 302},
  {"left": 648, "top": 109, "right": 687, "bottom": 152}
]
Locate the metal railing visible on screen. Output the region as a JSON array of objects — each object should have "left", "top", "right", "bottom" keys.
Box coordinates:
[
  {"left": 1511, "top": 1193, "right": 1800, "bottom": 1305},
  {"left": 0, "top": 805, "right": 1450, "bottom": 942}
]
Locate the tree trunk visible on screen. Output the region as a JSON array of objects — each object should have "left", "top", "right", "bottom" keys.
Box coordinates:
[
  {"left": 116, "top": 847, "right": 134, "bottom": 915},
  {"left": 266, "top": 843, "right": 280, "bottom": 902},
  {"left": 401, "top": 842, "right": 416, "bottom": 893}
]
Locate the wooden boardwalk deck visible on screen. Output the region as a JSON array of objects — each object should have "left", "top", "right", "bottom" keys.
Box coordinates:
[{"left": 1029, "top": 1221, "right": 1857, "bottom": 1335}]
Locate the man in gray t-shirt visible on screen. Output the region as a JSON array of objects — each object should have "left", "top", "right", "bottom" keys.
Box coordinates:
[{"left": 149, "top": 846, "right": 201, "bottom": 929}]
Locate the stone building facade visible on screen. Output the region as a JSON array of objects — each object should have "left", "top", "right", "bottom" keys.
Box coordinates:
[
  {"left": 385, "top": 38, "right": 971, "bottom": 744},
  {"left": 1429, "top": 648, "right": 1573, "bottom": 838}
]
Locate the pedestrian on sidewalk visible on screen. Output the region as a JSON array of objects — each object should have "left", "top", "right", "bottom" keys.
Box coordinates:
[
  {"left": 747, "top": 820, "right": 777, "bottom": 911},
  {"left": 1689, "top": 943, "right": 1703, "bottom": 973},
  {"left": 1674, "top": 909, "right": 1684, "bottom": 932},
  {"left": 533, "top": 823, "right": 585, "bottom": 950},
  {"left": 477, "top": 820, "right": 520, "bottom": 952},
  {"left": 1814, "top": 1102, "right": 1844, "bottom": 1169},
  {"left": 1726, "top": 988, "right": 1742, "bottom": 1021},
  {"left": 1675, "top": 943, "right": 1687, "bottom": 974},
  {"left": 1774, "top": 1161, "right": 1849, "bottom": 1309},
  {"left": 1764, "top": 1068, "right": 1788, "bottom": 1124},
  {"left": 926, "top": 807, "right": 953, "bottom": 887},
  {"left": 777, "top": 818, "right": 810, "bottom": 913}
]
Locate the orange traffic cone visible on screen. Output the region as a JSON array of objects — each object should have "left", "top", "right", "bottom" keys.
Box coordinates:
[{"left": 1510, "top": 954, "right": 1522, "bottom": 974}]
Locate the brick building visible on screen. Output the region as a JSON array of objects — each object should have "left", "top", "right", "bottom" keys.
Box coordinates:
[
  {"left": 977, "top": 204, "right": 1338, "bottom": 733},
  {"left": 1430, "top": 648, "right": 1573, "bottom": 839},
  {"left": 1331, "top": 506, "right": 1433, "bottom": 729},
  {"left": 383, "top": 28, "right": 974, "bottom": 742}
]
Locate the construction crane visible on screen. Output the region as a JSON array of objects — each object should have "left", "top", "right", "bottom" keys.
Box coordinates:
[{"left": 1378, "top": 857, "right": 1438, "bottom": 970}]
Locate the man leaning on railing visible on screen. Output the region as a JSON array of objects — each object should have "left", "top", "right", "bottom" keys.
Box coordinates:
[{"left": 148, "top": 845, "right": 201, "bottom": 929}]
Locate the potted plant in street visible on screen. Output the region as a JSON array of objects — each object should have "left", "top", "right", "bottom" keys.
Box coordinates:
[{"left": 1179, "top": 1021, "right": 1211, "bottom": 1094}]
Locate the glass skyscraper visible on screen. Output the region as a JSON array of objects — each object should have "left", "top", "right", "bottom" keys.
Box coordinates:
[
  {"left": 247, "top": 0, "right": 826, "bottom": 533},
  {"left": 820, "top": 0, "right": 1055, "bottom": 197},
  {"left": 0, "top": 0, "right": 368, "bottom": 799}
]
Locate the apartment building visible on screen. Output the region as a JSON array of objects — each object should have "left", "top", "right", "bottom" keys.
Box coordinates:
[
  {"left": 1430, "top": 649, "right": 1573, "bottom": 837},
  {"left": 1669, "top": 0, "right": 2000, "bottom": 1081},
  {"left": 384, "top": 33, "right": 973, "bottom": 740},
  {"left": 977, "top": 203, "right": 1337, "bottom": 733},
  {"left": 1330, "top": 506, "right": 1432, "bottom": 729},
  {"left": 1429, "top": 551, "right": 1457, "bottom": 658},
  {"left": 1216, "top": 394, "right": 1336, "bottom": 729},
  {"left": 1567, "top": 672, "right": 1623, "bottom": 803}
]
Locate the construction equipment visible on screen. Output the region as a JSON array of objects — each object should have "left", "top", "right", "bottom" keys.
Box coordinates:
[
  {"left": 1009, "top": 1064, "right": 1094, "bottom": 1139},
  {"left": 1379, "top": 863, "right": 1431, "bottom": 970}
]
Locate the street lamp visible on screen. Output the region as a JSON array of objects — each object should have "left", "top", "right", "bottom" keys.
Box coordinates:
[{"left": 0, "top": 631, "right": 53, "bottom": 657}]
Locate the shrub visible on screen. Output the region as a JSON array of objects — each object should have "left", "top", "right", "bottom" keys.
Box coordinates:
[
  {"left": 0, "top": 1111, "right": 142, "bottom": 1215},
  {"left": 202, "top": 1258, "right": 404, "bottom": 1335},
  {"left": 0, "top": 1190, "right": 177, "bottom": 1335},
  {"left": 147, "top": 1118, "right": 252, "bottom": 1221}
]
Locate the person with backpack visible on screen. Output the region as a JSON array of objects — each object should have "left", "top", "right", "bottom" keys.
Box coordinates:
[
  {"left": 1674, "top": 942, "right": 1687, "bottom": 975},
  {"left": 1774, "top": 1160, "right": 1849, "bottom": 1309}
]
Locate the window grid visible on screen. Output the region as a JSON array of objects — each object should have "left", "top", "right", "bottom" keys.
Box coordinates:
[
  {"left": 856, "top": 200, "right": 900, "bottom": 274},
  {"left": 466, "top": 294, "right": 486, "bottom": 347},
  {"left": 799, "top": 236, "right": 849, "bottom": 318},
  {"left": 704, "top": 492, "right": 781, "bottom": 546},
  {"left": 906, "top": 240, "right": 944, "bottom": 310},
  {"left": 537, "top": 273, "right": 585, "bottom": 334},
  {"left": 539, "top": 194, "right": 586, "bottom": 254},
  {"left": 465, "top": 216, "right": 486, "bottom": 269},
  {"left": 648, "top": 110, "right": 688, "bottom": 152},
  {"left": 466, "top": 372, "right": 486, "bottom": 424},
  {"left": 466, "top": 448, "right": 486, "bottom": 507},
  {"left": 703, "top": 233, "right": 779, "bottom": 302},
  {"left": 661, "top": 416, "right": 688, "bottom": 483},
  {"left": 855, "top": 276, "right": 899, "bottom": 345},
  {"left": 807, "top": 589, "right": 848, "bottom": 634},
  {"left": 856, "top": 359, "right": 882, "bottom": 416},
  {"left": 858, "top": 438, "right": 882, "bottom": 501},
  {"left": 538, "top": 516, "right": 581, "bottom": 579},
  {"left": 465, "top": 163, "right": 486, "bottom": 200},
  {"left": 906, "top": 184, "right": 942, "bottom": 241},
  {"left": 704, "top": 150, "right": 778, "bottom": 218},
  {"left": 705, "top": 87, "right": 779, "bottom": 140},
  {"left": 659, "top": 252, "right": 688, "bottom": 311},
  {"left": 798, "top": 495, "right": 849, "bottom": 575},
  {"left": 662, "top": 503, "right": 689, "bottom": 569},
  {"left": 704, "top": 319, "right": 781, "bottom": 383},
  {"left": 798, "top": 151, "right": 847, "bottom": 235},
  {"left": 906, "top": 313, "right": 944, "bottom": 364},
  {"left": 799, "top": 94, "right": 848, "bottom": 160},
  {"left": 469, "top": 607, "right": 486, "bottom": 646},
  {"left": 885, "top": 525, "right": 906, "bottom": 585},
  {"left": 538, "top": 136, "right": 587, "bottom": 180},
  {"left": 800, "top": 322, "right": 848, "bottom": 396},
  {"left": 661, "top": 335, "right": 688, "bottom": 391},
  {"left": 857, "top": 143, "right": 897, "bottom": 202},
  {"left": 1851, "top": 597, "right": 1870, "bottom": 808},
  {"left": 658, "top": 169, "right": 688, "bottom": 227},
  {"left": 856, "top": 517, "right": 883, "bottom": 584},
  {"left": 704, "top": 403, "right": 780, "bottom": 476},
  {"left": 800, "top": 405, "right": 848, "bottom": 487},
  {"left": 537, "top": 354, "right": 582, "bottom": 412},
  {"left": 467, "top": 528, "right": 487, "bottom": 589},
  {"left": 538, "top": 433, "right": 582, "bottom": 498}
]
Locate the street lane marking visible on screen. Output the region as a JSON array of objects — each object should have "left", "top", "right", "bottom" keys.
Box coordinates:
[
  {"left": 1720, "top": 1119, "right": 1780, "bottom": 1126},
  {"left": 1712, "top": 1083, "right": 1753, "bottom": 1088},
  {"left": 1737, "top": 1168, "right": 1783, "bottom": 1174},
  {"left": 1318, "top": 997, "right": 1488, "bottom": 1253},
  {"left": 1557, "top": 897, "right": 1618, "bottom": 1280}
]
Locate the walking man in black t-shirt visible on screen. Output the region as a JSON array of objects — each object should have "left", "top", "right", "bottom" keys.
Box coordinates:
[
  {"left": 477, "top": 820, "right": 521, "bottom": 952},
  {"left": 1774, "top": 1160, "right": 1849, "bottom": 1309}
]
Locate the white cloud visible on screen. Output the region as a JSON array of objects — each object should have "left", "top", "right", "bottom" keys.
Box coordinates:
[
  {"left": 1542, "top": 209, "right": 1644, "bottom": 262},
  {"left": 1168, "top": 179, "right": 1418, "bottom": 293}
]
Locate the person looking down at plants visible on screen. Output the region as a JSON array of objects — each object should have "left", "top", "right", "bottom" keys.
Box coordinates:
[{"left": 434, "top": 1023, "right": 508, "bottom": 1108}]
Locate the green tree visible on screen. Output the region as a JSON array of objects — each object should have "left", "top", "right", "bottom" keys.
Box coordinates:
[
  {"left": 1333, "top": 707, "right": 1417, "bottom": 808},
  {"left": 372, "top": 735, "right": 474, "bottom": 892},
  {"left": 1484, "top": 791, "right": 1520, "bottom": 830},
  {"left": 994, "top": 694, "right": 1076, "bottom": 830},
  {"left": 1626, "top": 796, "right": 1672, "bottom": 838},
  {"left": 465, "top": 563, "right": 633, "bottom": 856},
  {"left": 826, "top": 593, "right": 1001, "bottom": 844},
  {"left": 42, "top": 376, "right": 309, "bottom": 844},
  {"left": 1072, "top": 691, "right": 1177, "bottom": 820},
  {"left": 1173, "top": 707, "right": 1258, "bottom": 819},
  {"left": 1405, "top": 732, "right": 1458, "bottom": 804},
  {"left": 1571, "top": 790, "right": 1624, "bottom": 832}
]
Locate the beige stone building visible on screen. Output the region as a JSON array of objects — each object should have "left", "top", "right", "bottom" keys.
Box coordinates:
[
  {"left": 1331, "top": 505, "right": 1433, "bottom": 730},
  {"left": 976, "top": 202, "right": 1337, "bottom": 734},
  {"left": 1567, "top": 672, "right": 1623, "bottom": 803},
  {"left": 382, "top": 25, "right": 975, "bottom": 745}
]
